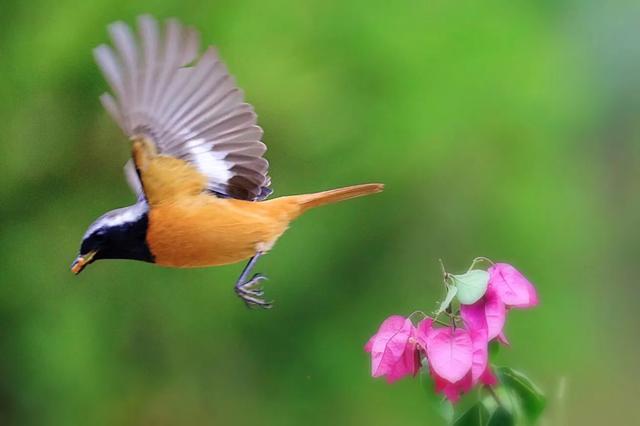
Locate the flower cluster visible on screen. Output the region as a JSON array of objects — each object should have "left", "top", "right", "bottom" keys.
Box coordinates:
[{"left": 364, "top": 261, "right": 538, "bottom": 403}]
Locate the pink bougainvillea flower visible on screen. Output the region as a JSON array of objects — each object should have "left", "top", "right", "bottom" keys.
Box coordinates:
[
  {"left": 468, "top": 327, "right": 498, "bottom": 387},
  {"left": 497, "top": 330, "right": 510, "bottom": 346},
  {"left": 469, "top": 328, "right": 489, "bottom": 384},
  {"left": 424, "top": 327, "right": 475, "bottom": 403},
  {"left": 479, "top": 366, "right": 498, "bottom": 386},
  {"left": 385, "top": 342, "right": 421, "bottom": 383},
  {"left": 460, "top": 287, "right": 506, "bottom": 341},
  {"left": 461, "top": 263, "right": 539, "bottom": 345},
  {"left": 364, "top": 315, "right": 420, "bottom": 383},
  {"left": 426, "top": 327, "right": 473, "bottom": 383},
  {"left": 424, "top": 327, "right": 498, "bottom": 403},
  {"left": 414, "top": 317, "right": 433, "bottom": 351},
  {"left": 488, "top": 263, "right": 538, "bottom": 308},
  {"left": 431, "top": 368, "right": 473, "bottom": 403},
  {"left": 428, "top": 327, "right": 497, "bottom": 403}
]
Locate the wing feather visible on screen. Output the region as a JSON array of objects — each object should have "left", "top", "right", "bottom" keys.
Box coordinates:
[
  {"left": 99, "top": 93, "right": 126, "bottom": 132},
  {"left": 95, "top": 15, "right": 270, "bottom": 200},
  {"left": 123, "top": 159, "right": 144, "bottom": 200}
]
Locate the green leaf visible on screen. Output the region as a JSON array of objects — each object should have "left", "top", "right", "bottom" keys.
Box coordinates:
[
  {"left": 487, "top": 407, "right": 514, "bottom": 426},
  {"left": 420, "top": 366, "right": 454, "bottom": 423},
  {"left": 496, "top": 367, "right": 546, "bottom": 423},
  {"left": 436, "top": 284, "right": 458, "bottom": 315},
  {"left": 482, "top": 386, "right": 523, "bottom": 424},
  {"left": 451, "top": 270, "right": 490, "bottom": 305},
  {"left": 454, "top": 403, "right": 489, "bottom": 426},
  {"left": 439, "top": 399, "right": 455, "bottom": 425}
]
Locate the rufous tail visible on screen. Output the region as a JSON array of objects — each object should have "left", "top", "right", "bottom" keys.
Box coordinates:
[{"left": 296, "top": 183, "right": 384, "bottom": 213}]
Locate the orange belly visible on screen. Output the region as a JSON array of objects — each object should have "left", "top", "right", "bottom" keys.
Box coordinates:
[{"left": 146, "top": 196, "right": 293, "bottom": 268}]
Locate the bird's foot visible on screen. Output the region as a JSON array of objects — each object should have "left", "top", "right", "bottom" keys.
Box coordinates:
[{"left": 235, "top": 273, "right": 272, "bottom": 309}]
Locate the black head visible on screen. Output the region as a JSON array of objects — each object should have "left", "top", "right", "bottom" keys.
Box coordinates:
[{"left": 71, "top": 203, "right": 154, "bottom": 274}]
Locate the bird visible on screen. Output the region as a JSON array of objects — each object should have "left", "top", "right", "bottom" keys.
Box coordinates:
[{"left": 71, "top": 15, "right": 383, "bottom": 308}]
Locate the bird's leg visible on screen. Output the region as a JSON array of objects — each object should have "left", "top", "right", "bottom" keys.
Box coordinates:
[{"left": 234, "top": 253, "right": 271, "bottom": 309}]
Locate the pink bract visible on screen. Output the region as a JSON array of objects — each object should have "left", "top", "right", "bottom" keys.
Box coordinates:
[
  {"left": 385, "top": 342, "right": 421, "bottom": 383},
  {"left": 364, "top": 315, "right": 406, "bottom": 353},
  {"left": 427, "top": 327, "right": 495, "bottom": 403},
  {"left": 489, "top": 263, "right": 539, "bottom": 308},
  {"left": 431, "top": 369, "right": 473, "bottom": 403},
  {"left": 460, "top": 287, "right": 506, "bottom": 341},
  {"left": 470, "top": 328, "right": 489, "bottom": 384},
  {"left": 425, "top": 327, "right": 473, "bottom": 383},
  {"left": 497, "top": 330, "right": 510, "bottom": 346},
  {"left": 414, "top": 317, "right": 433, "bottom": 350},
  {"left": 365, "top": 315, "right": 420, "bottom": 383},
  {"left": 479, "top": 367, "right": 498, "bottom": 386}
]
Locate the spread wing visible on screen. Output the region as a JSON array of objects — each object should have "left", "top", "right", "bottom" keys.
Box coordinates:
[
  {"left": 123, "top": 159, "right": 144, "bottom": 200},
  {"left": 95, "top": 15, "right": 272, "bottom": 201}
]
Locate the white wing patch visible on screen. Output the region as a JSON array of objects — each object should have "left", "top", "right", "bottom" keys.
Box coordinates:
[{"left": 184, "top": 138, "right": 233, "bottom": 183}]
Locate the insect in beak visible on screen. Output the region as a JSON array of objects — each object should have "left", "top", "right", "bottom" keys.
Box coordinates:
[{"left": 71, "top": 250, "right": 97, "bottom": 275}]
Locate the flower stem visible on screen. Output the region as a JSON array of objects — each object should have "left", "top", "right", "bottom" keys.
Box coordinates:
[
  {"left": 445, "top": 305, "right": 456, "bottom": 330},
  {"left": 468, "top": 257, "right": 495, "bottom": 271},
  {"left": 438, "top": 259, "right": 451, "bottom": 285},
  {"left": 433, "top": 318, "right": 450, "bottom": 327},
  {"left": 485, "top": 385, "right": 503, "bottom": 409},
  {"left": 407, "top": 310, "right": 427, "bottom": 323}
]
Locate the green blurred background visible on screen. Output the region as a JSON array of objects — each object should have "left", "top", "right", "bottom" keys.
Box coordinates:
[{"left": 1, "top": 0, "right": 639, "bottom": 424}]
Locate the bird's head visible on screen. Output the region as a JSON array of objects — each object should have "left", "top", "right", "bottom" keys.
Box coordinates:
[{"left": 71, "top": 203, "right": 153, "bottom": 274}]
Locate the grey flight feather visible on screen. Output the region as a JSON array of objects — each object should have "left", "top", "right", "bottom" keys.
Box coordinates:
[
  {"left": 95, "top": 14, "right": 272, "bottom": 201},
  {"left": 123, "top": 160, "right": 144, "bottom": 200}
]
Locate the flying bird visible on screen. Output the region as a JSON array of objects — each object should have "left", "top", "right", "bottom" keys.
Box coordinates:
[{"left": 71, "top": 15, "right": 383, "bottom": 308}]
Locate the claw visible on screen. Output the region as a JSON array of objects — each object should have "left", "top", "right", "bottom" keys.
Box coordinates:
[
  {"left": 235, "top": 272, "right": 271, "bottom": 309},
  {"left": 236, "top": 289, "right": 273, "bottom": 309},
  {"left": 244, "top": 274, "right": 268, "bottom": 290},
  {"left": 241, "top": 287, "right": 264, "bottom": 297}
]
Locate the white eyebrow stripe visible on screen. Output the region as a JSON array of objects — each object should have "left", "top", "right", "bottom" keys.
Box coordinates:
[{"left": 83, "top": 201, "right": 148, "bottom": 239}]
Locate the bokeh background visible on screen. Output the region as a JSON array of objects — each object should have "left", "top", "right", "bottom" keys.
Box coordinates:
[{"left": 1, "top": 0, "right": 639, "bottom": 424}]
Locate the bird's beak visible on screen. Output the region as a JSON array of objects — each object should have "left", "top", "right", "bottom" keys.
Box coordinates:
[{"left": 71, "top": 250, "right": 97, "bottom": 275}]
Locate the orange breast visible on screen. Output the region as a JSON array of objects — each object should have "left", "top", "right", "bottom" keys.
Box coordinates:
[{"left": 147, "top": 195, "right": 294, "bottom": 268}]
